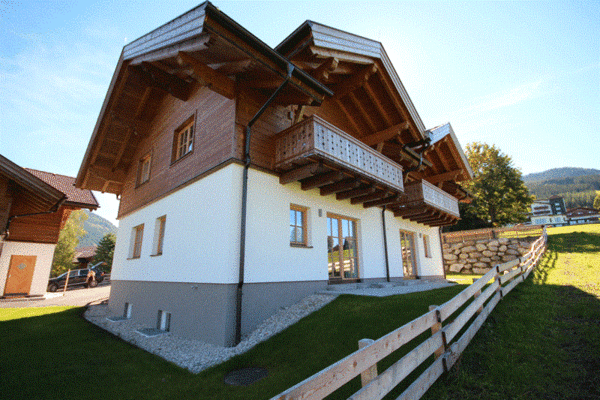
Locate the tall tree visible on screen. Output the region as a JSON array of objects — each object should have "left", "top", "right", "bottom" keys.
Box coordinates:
[
  {"left": 51, "top": 210, "right": 88, "bottom": 276},
  {"left": 461, "top": 142, "right": 533, "bottom": 227},
  {"left": 94, "top": 232, "right": 116, "bottom": 272},
  {"left": 593, "top": 191, "right": 600, "bottom": 210}
]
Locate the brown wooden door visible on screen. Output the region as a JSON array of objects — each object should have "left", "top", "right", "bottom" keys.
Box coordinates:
[{"left": 4, "top": 255, "right": 37, "bottom": 296}]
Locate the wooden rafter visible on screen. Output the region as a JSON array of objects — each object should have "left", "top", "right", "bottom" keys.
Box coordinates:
[
  {"left": 320, "top": 178, "right": 361, "bottom": 196},
  {"left": 336, "top": 185, "right": 374, "bottom": 200},
  {"left": 377, "top": 68, "right": 421, "bottom": 142},
  {"left": 364, "top": 80, "right": 393, "bottom": 126},
  {"left": 363, "top": 194, "right": 401, "bottom": 208},
  {"left": 350, "top": 189, "right": 388, "bottom": 205},
  {"left": 301, "top": 171, "right": 343, "bottom": 191},
  {"left": 330, "top": 64, "right": 378, "bottom": 100},
  {"left": 279, "top": 163, "right": 322, "bottom": 184},
  {"left": 348, "top": 92, "right": 377, "bottom": 132},
  {"left": 360, "top": 122, "right": 410, "bottom": 146},
  {"left": 334, "top": 99, "right": 363, "bottom": 134},
  {"left": 426, "top": 169, "right": 463, "bottom": 185},
  {"left": 312, "top": 57, "right": 339, "bottom": 81},
  {"left": 134, "top": 62, "right": 192, "bottom": 102},
  {"left": 177, "top": 51, "right": 235, "bottom": 99}
]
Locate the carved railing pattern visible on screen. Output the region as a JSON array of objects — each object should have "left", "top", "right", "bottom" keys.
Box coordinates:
[
  {"left": 275, "top": 115, "right": 404, "bottom": 192},
  {"left": 404, "top": 180, "right": 460, "bottom": 217}
]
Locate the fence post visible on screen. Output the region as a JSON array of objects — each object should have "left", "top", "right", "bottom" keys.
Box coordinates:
[
  {"left": 358, "top": 339, "right": 378, "bottom": 387},
  {"left": 428, "top": 305, "right": 445, "bottom": 359},
  {"left": 63, "top": 269, "right": 71, "bottom": 294}
]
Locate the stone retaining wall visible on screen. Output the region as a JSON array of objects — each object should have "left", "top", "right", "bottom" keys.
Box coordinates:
[{"left": 442, "top": 237, "right": 535, "bottom": 274}]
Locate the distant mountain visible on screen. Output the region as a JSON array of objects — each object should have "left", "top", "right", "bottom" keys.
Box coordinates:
[
  {"left": 78, "top": 210, "right": 118, "bottom": 247},
  {"left": 523, "top": 168, "right": 600, "bottom": 209},
  {"left": 523, "top": 167, "right": 600, "bottom": 183}
]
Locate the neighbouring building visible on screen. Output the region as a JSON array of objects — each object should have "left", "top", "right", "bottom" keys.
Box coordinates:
[
  {"left": 530, "top": 196, "right": 567, "bottom": 226},
  {"left": 73, "top": 245, "right": 98, "bottom": 269},
  {"left": 76, "top": 2, "right": 473, "bottom": 346},
  {"left": 0, "top": 155, "right": 98, "bottom": 298},
  {"left": 566, "top": 207, "right": 600, "bottom": 225}
]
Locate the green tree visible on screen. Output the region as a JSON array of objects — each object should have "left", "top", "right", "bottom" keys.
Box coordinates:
[
  {"left": 51, "top": 210, "right": 88, "bottom": 276},
  {"left": 594, "top": 191, "right": 600, "bottom": 210},
  {"left": 94, "top": 232, "right": 116, "bottom": 272},
  {"left": 461, "top": 142, "right": 533, "bottom": 227}
]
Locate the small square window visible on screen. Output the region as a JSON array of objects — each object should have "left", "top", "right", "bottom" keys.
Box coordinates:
[
  {"left": 157, "top": 310, "right": 171, "bottom": 332},
  {"left": 172, "top": 117, "right": 194, "bottom": 162},
  {"left": 137, "top": 154, "right": 151, "bottom": 185},
  {"left": 123, "top": 303, "right": 133, "bottom": 319},
  {"left": 290, "top": 205, "right": 308, "bottom": 246},
  {"left": 130, "top": 224, "right": 144, "bottom": 259}
]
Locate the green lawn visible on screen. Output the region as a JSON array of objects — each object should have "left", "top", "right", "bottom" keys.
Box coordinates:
[
  {"left": 423, "top": 224, "right": 600, "bottom": 400},
  {"left": 2, "top": 224, "right": 599, "bottom": 399}
]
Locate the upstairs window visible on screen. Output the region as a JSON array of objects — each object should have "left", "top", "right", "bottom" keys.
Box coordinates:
[
  {"left": 153, "top": 215, "right": 167, "bottom": 256},
  {"left": 173, "top": 117, "right": 194, "bottom": 162},
  {"left": 137, "top": 154, "right": 151, "bottom": 186},
  {"left": 130, "top": 224, "right": 144, "bottom": 259}
]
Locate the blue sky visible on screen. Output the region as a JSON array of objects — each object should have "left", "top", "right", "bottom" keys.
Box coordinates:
[{"left": 1, "top": 1, "right": 598, "bottom": 225}]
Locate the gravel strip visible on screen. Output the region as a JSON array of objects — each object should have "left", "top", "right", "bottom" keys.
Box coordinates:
[{"left": 84, "top": 294, "right": 337, "bottom": 373}]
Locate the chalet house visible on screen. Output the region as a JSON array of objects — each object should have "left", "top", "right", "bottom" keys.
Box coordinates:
[
  {"left": 76, "top": 2, "right": 472, "bottom": 346},
  {"left": 73, "top": 245, "right": 98, "bottom": 269},
  {"left": 566, "top": 207, "right": 599, "bottom": 225},
  {"left": 0, "top": 155, "right": 98, "bottom": 298}
]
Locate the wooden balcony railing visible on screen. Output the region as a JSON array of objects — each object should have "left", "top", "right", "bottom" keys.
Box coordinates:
[
  {"left": 391, "top": 180, "right": 460, "bottom": 226},
  {"left": 275, "top": 115, "right": 404, "bottom": 193}
]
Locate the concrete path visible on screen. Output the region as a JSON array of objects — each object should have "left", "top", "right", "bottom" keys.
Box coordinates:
[
  {"left": 0, "top": 283, "right": 110, "bottom": 308},
  {"left": 317, "top": 279, "right": 457, "bottom": 297}
]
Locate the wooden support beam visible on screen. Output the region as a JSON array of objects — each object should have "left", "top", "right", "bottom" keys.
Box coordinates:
[
  {"left": 293, "top": 105, "right": 306, "bottom": 125},
  {"left": 134, "top": 62, "right": 192, "bottom": 101},
  {"left": 426, "top": 169, "right": 463, "bottom": 185},
  {"left": 336, "top": 185, "right": 375, "bottom": 200},
  {"left": 335, "top": 99, "right": 363, "bottom": 134},
  {"left": 348, "top": 92, "right": 377, "bottom": 132},
  {"left": 364, "top": 80, "right": 393, "bottom": 126},
  {"left": 320, "top": 178, "right": 361, "bottom": 196},
  {"left": 88, "top": 165, "right": 127, "bottom": 183},
  {"left": 350, "top": 190, "right": 388, "bottom": 205},
  {"left": 312, "top": 57, "right": 339, "bottom": 81},
  {"left": 360, "top": 122, "right": 410, "bottom": 146},
  {"left": 279, "top": 163, "right": 322, "bottom": 184},
  {"left": 394, "top": 205, "right": 428, "bottom": 218},
  {"left": 330, "top": 64, "right": 378, "bottom": 100},
  {"left": 301, "top": 171, "right": 343, "bottom": 191},
  {"left": 128, "top": 34, "right": 211, "bottom": 65},
  {"left": 378, "top": 70, "right": 422, "bottom": 142},
  {"left": 177, "top": 51, "right": 235, "bottom": 99},
  {"left": 363, "top": 194, "right": 402, "bottom": 208}
]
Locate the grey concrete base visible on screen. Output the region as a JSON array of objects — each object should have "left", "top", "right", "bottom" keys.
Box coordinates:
[{"left": 109, "top": 279, "right": 327, "bottom": 347}]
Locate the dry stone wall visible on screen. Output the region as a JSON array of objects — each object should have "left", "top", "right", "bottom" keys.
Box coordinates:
[{"left": 442, "top": 237, "right": 534, "bottom": 274}]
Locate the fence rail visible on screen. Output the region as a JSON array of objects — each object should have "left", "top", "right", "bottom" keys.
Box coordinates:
[
  {"left": 442, "top": 225, "right": 543, "bottom": 243},
  {"left": 270, "top": 227, "right": 548, "bottom": 400}
]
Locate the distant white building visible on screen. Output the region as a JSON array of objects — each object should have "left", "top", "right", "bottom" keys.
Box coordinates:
[{"left": 530, "top": 196, "right": 567, "bottom": 227}]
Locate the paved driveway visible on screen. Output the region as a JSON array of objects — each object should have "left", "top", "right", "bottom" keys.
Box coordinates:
[{"left": 0, "top": 283, "right": 111, "bottom": 308}]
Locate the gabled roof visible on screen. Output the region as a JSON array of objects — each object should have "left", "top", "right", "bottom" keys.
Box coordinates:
[
  {"left": 76, "top": 1, "right": 332, "bottom": 194},
  {"left": 73, "top": 245, "right": 97, "bottom": 261},
  {"left": 426, "top": 123, "right": 473, "bottom": 182},
  {"left": 26, "top": 169, "right": 98, "bottom": 209},
  {"left": 276, "top": 20, "right": 426, "bottom": 140},
  {"left": 0, "top": 154, "right": 65, "bottom": 214}
]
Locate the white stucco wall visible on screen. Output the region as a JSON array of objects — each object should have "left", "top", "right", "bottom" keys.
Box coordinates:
[
  {"left": 112, "top": 163, "right": 445, "bottom": 285},
  {"left": 0, "top": 241, "right": 56, "bottom": 296},
  {"left": 112, "top": 165, "right": 242, "bottom": 284}
]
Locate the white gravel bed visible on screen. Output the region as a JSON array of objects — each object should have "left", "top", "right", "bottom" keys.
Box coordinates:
[{"left": 84, "top": 294, "right": 337, "bottom": 373}]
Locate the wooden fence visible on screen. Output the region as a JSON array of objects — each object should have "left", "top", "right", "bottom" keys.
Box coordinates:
[
  {"left": 442, "top": 224, "right": 543, "bottom": 244},
  {"left": 270, "top": 227, "right": 548, "bottom": 400}
]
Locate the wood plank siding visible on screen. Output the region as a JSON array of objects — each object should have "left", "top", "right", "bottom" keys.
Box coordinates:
[
  {"left": 7, "top": 205, "right": 74, "bottom": 244},
  {"left": 118, "top": 86, "right": 236, "bottom": 218}
]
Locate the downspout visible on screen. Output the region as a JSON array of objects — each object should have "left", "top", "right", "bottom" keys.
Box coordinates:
[
  {"left": 235, "top": 63, "right": 295, "bottom": 345},
  {"left": 438, "top": 227, "right": 447, "bottom": 280},
  {"left": 382, "top": 205, "right": 390, "bottom": 282}
]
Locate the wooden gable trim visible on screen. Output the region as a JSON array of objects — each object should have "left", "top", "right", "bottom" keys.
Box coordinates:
[{"left": 176, "top": 51, "right": 236, "bottom": 99}]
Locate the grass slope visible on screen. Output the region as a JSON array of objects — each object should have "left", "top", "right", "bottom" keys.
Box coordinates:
[
  {"left": 423, "top": 224, "right": 600, "bottom": 400},
  {"left": 1, "top": 225, "right": 598, "bottom": 399}
]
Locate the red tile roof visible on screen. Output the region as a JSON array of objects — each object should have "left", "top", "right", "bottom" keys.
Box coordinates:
[{"left": 25, "top": 169, "right": 99, "bottom": 209}]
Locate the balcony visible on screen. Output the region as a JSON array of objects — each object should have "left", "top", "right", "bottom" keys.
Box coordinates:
[
  {"left": 390, "top": 180, "right": 460, "bottom": 226},
  {"left": 275, "top": 115, "right": 404, "bottom": 209}
]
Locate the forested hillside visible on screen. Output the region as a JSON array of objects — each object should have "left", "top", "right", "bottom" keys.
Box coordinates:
[
  {"left": 78, "top": 210, "right": 118, "bottom": 247},
  {"left": 523, "top": 168, "right": 600, "bottom": 209}
]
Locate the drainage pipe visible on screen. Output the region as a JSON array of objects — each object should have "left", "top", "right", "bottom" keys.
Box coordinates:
[
  {"left": 235, "top": 64, "right": 295, "bottom": 345},
  {"left": 382, "top": 205, "right": 390, "bottom": 282}
]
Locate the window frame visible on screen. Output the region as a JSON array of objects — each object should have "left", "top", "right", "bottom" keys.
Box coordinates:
[
  {"left": 423, "top": 234, "right": 432, "bottom": 258},
  {"left": 130, "top": 224, "right": 144, "bottom": 259},
  {"left": 152, "top": 215, "right": 167, "bottom": 256},
  {"left": 137, "top": 153, "right": 152, "bottom": 186},
  {"left": 289, "top": 204, "right": 308, "bottom": 247},
  {"left": 171, "top": 116, "right": 195, "bottom": 164}
]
